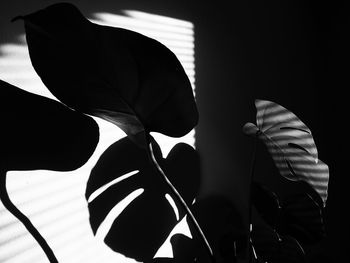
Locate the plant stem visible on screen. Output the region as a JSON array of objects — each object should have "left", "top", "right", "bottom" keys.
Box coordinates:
[
  {"left": 248, "top": 138, "right": 257, "bottom": 263},
  {"left": 0, "top": 170, "right": 58, "bottom": 263},
  {"left": 147, "top": 142, "right": 215, "bottom": 263}
]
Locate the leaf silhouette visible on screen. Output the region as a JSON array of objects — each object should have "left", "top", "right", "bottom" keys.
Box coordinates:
[
  {"left": 17, "top": 2, "right": 198, "bottom": 146},
  {"left": 251, "top": 182, "right": 281, "bottom": 228},
  {"left": 0, "top": 79, "right": 99, "bottom": 263},
  {"left": 252, "top": 182, "right": 326, "bottom": 248},
  {"left": 280, "top": 193, "right": 326, "bottom": 246},
  {"left": 186, "top": 196, "right": 246, "bottom": 263},
  {"left": 15, "top": 3, "right": 212, "bottom": 259},
  {"left": 243, "top": 99, "right": 329, "bottom": 206},
  {"left": 1, "top": 79, "right": 99, "bottom": 171},
  {"left": 85, "top": 137, "right": 199, "bottom": 261}
]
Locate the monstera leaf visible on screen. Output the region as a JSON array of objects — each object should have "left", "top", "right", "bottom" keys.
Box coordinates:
[
  {"left": 85, "top": 137, "right": 200, "bottom": 261},
  {"left": 252, "top": 182, "right": 326, "bottom": 248},
  {"left": 16, "top": 2, "right": 198, "bottom": 146},
  {"left": 243, "top": 99, "right": 329, "bottom": 206},
  {"left": 1, "top": 79, "right": 99, "bottom": 171},
  {"left": 0, "top": 79, "right": 99, "bottom": 263}
]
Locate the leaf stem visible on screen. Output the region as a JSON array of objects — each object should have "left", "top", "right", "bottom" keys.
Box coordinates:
[
  {"left": 248, "top": 138, "right": 257, "bottom": 263},
  {"left": 147, "top": 142, "right": 215, "bottom": 263},
  {"left": 0, "top": 170, "right": 58, "bottom": 263}
]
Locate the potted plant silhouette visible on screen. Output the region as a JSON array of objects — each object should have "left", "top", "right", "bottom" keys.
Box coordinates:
[{"left": 0, "top": 3, "right": 331, "bottom": 262}]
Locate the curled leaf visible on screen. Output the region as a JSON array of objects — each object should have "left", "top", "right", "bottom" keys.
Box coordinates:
[{"left": 242, "top": 122, "right": 260, "bottom": 136}]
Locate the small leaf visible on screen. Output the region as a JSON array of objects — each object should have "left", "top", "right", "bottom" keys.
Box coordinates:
[
  {"left": 242, "top": 122, "right": 260, "bottom": 137},
  {"left": 19, "top": 3, "right": 198, "bottom": 146},
  {"left": 86, "top": 137, "right": 199, "bottom": 261},
  {"left": 1, "top": 79, "right": 99, "bottom": 171}
]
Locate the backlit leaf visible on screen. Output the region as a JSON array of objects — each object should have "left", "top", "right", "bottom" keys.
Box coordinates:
[
  {"left": 18, "top": 3, "right": 198, "bottom": 146},
  {"left": 85, "top": 137, "right": 199, "bottom": 261},
  {"left": 1, "top": 79, "right": 99, "bottom": 171}
]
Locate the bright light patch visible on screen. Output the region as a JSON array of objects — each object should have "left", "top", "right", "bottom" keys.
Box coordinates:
[
  {"left": 0, "top": 9, "right": 195, "bottom": 263},
  {"left": 165, "top": 194, "right": 179, "bottom": 221},
  {"left": 95, "top": 188, "right": 144, "bottom": 242},
  {"left": 154, "top": 216, "right": 192, "bottom": 259},
  {"left": 88, "top": 170, "right": 139, "bottom": 203}
]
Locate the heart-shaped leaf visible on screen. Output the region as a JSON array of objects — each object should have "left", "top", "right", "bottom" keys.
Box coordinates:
[
  {"left": 1, "top": 79, "right": 99, "bottom": 171},
  {"left": 18, "top": 3, "right": 198, "bottom": 146},
  {"left": 243, "top": 99, "right": 329, "bottom": 206},
  {"left": 85, "top": 137, "right": 199, "bottom": 261}
]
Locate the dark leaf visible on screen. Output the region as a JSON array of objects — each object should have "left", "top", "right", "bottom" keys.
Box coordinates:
[
  {"left": 252, "top": 224, "right": 306, "bottom": 263},
  {"left": 187, "top": 196, "right": 246, "bottom": 263},
  {"left": 170, "top": 234, "right": 198, "bottom": 263},
  {"left": 0, "top": 79, "right": 99, "bottom": 171},
  {"left": 281, "top": 193, "right": 326, "bottom": 246},
  {"left": 19, "top": 3, "right": 198, "bottom": 146},
  {"left": 252, "top": 181, "right": 326, "bottom": 248},
  {"left": 85, "top": 137, "right": 199, "bottom": 261},
  {"left": 251, "top": 182, "right": 281, "bottom": 228},
  {"left": 251, "top": 224, "right": 281, "bottom": 263}
]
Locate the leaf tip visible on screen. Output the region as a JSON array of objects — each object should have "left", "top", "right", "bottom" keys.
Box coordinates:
[{"left": 242, "top": 122, "right": 259, "bottom": 137}]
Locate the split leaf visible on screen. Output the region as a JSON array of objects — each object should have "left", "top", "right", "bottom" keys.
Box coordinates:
[
  {"left": 85, "top": 137, "right": 199, "bottom": 261},
  {"left": 243, "top": 99, "right": 329, "bottom": 206}
]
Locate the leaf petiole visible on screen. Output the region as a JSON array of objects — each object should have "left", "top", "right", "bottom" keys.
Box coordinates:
[{"left": 146, "top": 141, "right": 215, "bottom": 263}]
